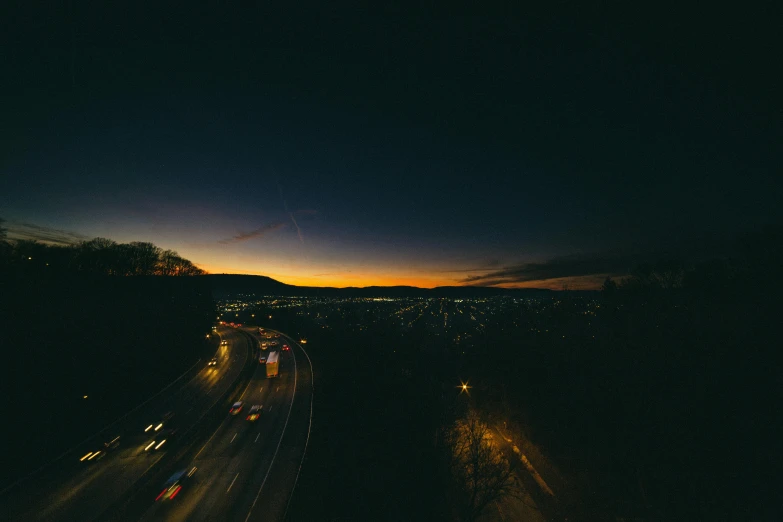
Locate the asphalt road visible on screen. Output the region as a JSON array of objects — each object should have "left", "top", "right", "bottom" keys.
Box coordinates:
[
  {"left": 1, "top": 327, "right": 251, "bottom": 522},
  {"left": 132, "top": 328, "right": 314, "bottom": 522}
]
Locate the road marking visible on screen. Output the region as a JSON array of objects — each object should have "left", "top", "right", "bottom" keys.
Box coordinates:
[
  {"left": 255, "top": 433, "right": 260, "bottom": 442},
  {"left": 268, "top": 406, "right": 272, "bottom": 412},
  {"left": 276, "top": 387, "right": 280, "bottom": 392},
  {"left": 244, "top": 334, "right": 298, "bottom": 522},
  {"left": 227, "top": 473, "right": 239, "bottom": 493},
  {"left": 187, "top": 407, "right": 194, "bottom": 414},
  {"left": 283, "top": 340, "right": 315, "bottom": 520},
  {"left": 230, "top": 433, "right": 237, "bottom": 443}
]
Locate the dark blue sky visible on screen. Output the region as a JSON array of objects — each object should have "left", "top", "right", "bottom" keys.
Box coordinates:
[{"left": 2, "top": 4, "right": 780, "bottom": 287}]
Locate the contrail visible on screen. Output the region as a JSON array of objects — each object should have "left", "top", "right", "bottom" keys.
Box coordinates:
[{"left": 277, "top": 183, "right": 305, "bottom": 244}]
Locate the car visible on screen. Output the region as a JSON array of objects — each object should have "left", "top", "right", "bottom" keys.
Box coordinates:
[
  {"left": 246, "top": 405, "right": 263, "bottom": 421},
  {"left": 143, "top": 428, "right": 178, "bottom": 451},
  {"left": 220, "top": 340, "right": 228, "bottom": 346},
  {"left": 145, "top": 412, "right": 174, "bottom": 433},
  {"left": 273, "top": 333, "right": 280, "bottom": 338},
  {"left": 261, "top": 342, "right": 268, "bottom": 350},
  {"left": 269, "top": 341, "right": 278, "bottom": 347},
  {"left": 208, "top": 357, "right": 218, "bottom": 366},
  {"left": 229, "top": 401, "right": 243, "bottom": 415},
  {"left": 79, "top": 435, "right": 121, "bottom": 462},
  {"left": 282, "top": 344, "right": 290, "bottom": 351},
  {"left": 156, "top": 467, "right": 197, "bottom": 501},
  {"left": 259, "top": 355, "right": 266, "bottom": 363}
]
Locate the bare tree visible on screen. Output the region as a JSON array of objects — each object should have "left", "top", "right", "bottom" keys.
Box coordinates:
[
  {"left": 126, "top": 241, "right": 161, "bottom": 275},
  {"left": 444, "top": 410, "right": 519, "bottom": 522},
  {"left": 158, "top": 249, "right": 206, "bottom": 276}
]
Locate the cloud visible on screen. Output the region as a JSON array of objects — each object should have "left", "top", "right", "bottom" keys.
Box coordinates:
[
  {"left": 5, "top": 222, "right": 89, "bottom": 245},
  {"left": 460, "top": 252, "right": 637, "bottom": 286},
  {"left": 440, "top": 259, "right": 503, "bottom": 273},
  {"left": 218, "top": 222, "right": 286, "bottom": 244}
]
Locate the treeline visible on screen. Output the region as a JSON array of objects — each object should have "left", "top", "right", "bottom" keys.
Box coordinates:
[
  {"left": 0, "top": 229, "right": 205, "bottom": 277},
  {"left": 467, "top": 226, "right": 783, "bottom": 520},
  {"left": 0, "top": 220, "right": 216, "bottom": 487}
]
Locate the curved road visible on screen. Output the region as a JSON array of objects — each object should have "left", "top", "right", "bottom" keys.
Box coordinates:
[
  {"left": 1, "top": 327, "right": 251, "bottom": 522},
  {"left": 124, "top": 328, "right": 314, "bottom": 522}
]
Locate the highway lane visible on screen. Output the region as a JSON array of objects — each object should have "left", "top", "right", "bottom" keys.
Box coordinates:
[
  {"left": 135, "top": 328, "right": 313, "bottom": 522},
  {"left": 1, "top": 327, "right": 251, "bottom": 522}
]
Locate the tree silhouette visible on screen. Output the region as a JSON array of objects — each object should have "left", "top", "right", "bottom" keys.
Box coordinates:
[
  {"left": 443, "top": 409, "right": 519, "bottom": 522},
  {"left": 0, "top": 233, "right": 205, "bottom": 277},
  {"left": 158, "top": 249, "right": 206, "bottom": 276},
  {"left": 601, "top": 276, "right": 617, "bottom": 298}
]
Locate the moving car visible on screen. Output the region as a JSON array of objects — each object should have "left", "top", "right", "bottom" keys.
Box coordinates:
[
  {"left": 246, "top": 405, "right": 263, "bottom": 421},
  {"left": 143, "top": 428, "right": 177, "bottom": 451},
  {"left": 221, "top": 340, "right": 228, "bottom": 346},
  {"left": 145, "top": 412, "right": 174, "bottom": 433},
  {"left": 269, "top": 340, "right": 278, "bottom": 347},
  {"left": 156, "top": 467, "right": 197, "bottom": 501},
  {"left": 282, "top": 344, "right": 290, "bottom": 351},
  {"left": 79, "top": 435, "right": 121, "bottom": 462},
  {"left": 261, "top": 342, "right": 268, "bottom": 350},
  {"left": 229, "top": 401, "right": 243, "bottom": 415},
  {"left": 259, "top": 355, "right": 266, "bottom": 363},
  {"left": 208, "top": 357, "right": 218, "bottom": 366}
]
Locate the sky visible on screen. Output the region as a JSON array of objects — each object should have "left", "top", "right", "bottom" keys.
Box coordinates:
[{"left": 2, "top": 4, "right": 781, "bottom": 289}]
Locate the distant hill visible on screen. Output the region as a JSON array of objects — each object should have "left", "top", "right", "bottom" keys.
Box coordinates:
[{"left": 203, "top": 274, "right": 563, "bottom": 298}]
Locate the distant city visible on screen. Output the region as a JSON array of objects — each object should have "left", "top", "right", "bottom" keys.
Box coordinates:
[{"left": 217, "top": 295, "right": 603, "bottom": 352}]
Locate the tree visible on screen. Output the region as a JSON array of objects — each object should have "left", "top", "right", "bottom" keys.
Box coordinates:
[
  {"left": 443, "top": 409, "right": 519, "bottom": 522},
  {"left": 601, "top": 276, "right": 617, "bottom": 298},
  {"left": 158, "top": 249, "right": 206, "bottom": 276},
  {"left": 75, "top": 237, "right": 118, "bottom": 274},
  {"left": 125, "top": 242, "right": 161, "bottom": 275}
]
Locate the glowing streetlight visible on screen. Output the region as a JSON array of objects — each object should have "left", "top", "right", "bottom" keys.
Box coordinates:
[{"left": 458, "top": 382, "right": 471, "bottom": 394}]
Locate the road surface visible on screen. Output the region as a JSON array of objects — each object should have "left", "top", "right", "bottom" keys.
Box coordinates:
[
  {"left": 1, "top": 327, "right": 251, "bottom": 522},
  {"left": 126, "top": 328, "right": 313, "bottom": 522}
]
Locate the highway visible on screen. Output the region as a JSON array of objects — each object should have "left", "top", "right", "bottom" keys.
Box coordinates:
[
  {"left": 121, "top": 328, "right": 314, "bottom": 522},
  {"left": 0, "top": 327, "right": 252, "bottom": 522}
]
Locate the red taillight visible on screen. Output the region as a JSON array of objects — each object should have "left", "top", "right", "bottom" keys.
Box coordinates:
[
  {"left": 169, "top": 485, "right": 182, "bottom": 499},
  {"left": 156, "top": 489, "right": 167, "bottom": 501}
]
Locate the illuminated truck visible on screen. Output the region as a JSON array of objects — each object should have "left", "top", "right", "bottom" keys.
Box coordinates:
[{"left": 265, "top": 351, "right": 279, "bottom": 378}]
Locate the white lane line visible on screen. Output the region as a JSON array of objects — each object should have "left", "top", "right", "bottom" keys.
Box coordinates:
[
  {"left": 230, "top": 433, "right": 237, "bottom": 443},
  {"left": 276, "top": 387, "right": 280, "bottom": 392},
  {"left": 244, "top": 334, "right": 298, "bottom": 522},
  {"left": 283, "top": 339, "right": 315, "bottom": 520},
  {"left": 268, "top": 406, "right": 272, "bottom": 412},
  {"left": 255, "top": 433, "right": 260, "bottom": 443},
  {"left": 227, "top": 473, "right": 239, "bottom": 493}
]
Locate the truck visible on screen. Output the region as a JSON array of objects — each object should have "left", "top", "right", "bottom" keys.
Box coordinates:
[{"left": 265, "top": 351, "right": 279, "bottom": 378}]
